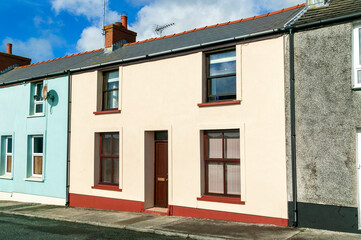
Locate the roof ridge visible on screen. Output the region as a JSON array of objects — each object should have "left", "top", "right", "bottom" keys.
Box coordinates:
[
  {"left": 125, "top": 3, "right": 306, "bottom": 47},
  {"left": 15, "top": 48, "right": 104, "bottom": 69}
]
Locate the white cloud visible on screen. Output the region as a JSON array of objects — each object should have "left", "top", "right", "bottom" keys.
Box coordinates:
[
  {"left": 51, "top": 0, "right": 302, "bottom": 52},
  {"left": 131, "top": 0, "right": 303, "bottom": 40},
  {"left": 76, "top": 26, "right": 104, "bottom": 52},
  {"left": 51, "top": 0, "right": 120, "bottom": 27},
  {"left": 2, "top": 37, "right": 54, "bottom": 63}
]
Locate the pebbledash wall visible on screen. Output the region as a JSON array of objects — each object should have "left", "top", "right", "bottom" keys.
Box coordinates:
[
  {"left": 0, "top": 75, "right": 68, "bottom": 205},
  {"left": 69, "top": 36, "right": 290, "bottom": 225},
  {"left": 286, "top": 22, "right": 361, "bottom": 233}
]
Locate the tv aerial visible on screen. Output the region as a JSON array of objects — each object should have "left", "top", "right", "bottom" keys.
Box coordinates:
[{"left": 153, "top": 23, "right": 175, "bottom": 36}]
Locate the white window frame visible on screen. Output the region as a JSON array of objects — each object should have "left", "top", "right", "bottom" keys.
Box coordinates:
[
  {"left": 353, "top": 24, "right": 361, "bottom": 88},
  {"left": 5, "top": 137, "right": 12, "bottom": 175},
  {"left": 34, "top": 82, "right": 44, "bottom": 115},
  {"left": 32, "top": 136, "right": 43, "bottom": 178}
]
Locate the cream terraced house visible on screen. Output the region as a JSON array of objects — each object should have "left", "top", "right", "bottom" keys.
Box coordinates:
[{"left": 68, "top": 5, "right": 305, "bottom": 225}]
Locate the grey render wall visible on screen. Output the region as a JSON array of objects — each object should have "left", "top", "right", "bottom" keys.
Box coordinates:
[{"left": 286, "top": 22, "right": 360, "bottom": 208}]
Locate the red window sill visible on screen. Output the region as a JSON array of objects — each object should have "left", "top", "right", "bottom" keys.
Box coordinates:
[
  {"left": 93, "top": 110, "right": 121, "bottom": 115},
  {"left": 92, "top": 184, "right": 122, "bottom": 191},
  {"left": 197, "top": 100, "right": 241, "bottom": 107},
  {"left": 197, "top": 195, "right": 245, "bottom": 205}
]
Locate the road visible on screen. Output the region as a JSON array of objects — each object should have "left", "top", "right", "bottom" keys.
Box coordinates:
[{"left": 0, "top": 213, "right": 181, "bottom": 240}]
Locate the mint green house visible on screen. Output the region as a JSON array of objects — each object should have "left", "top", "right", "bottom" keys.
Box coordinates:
[{"left": 0, "top": 49, "right": 102, "bottom": 205}]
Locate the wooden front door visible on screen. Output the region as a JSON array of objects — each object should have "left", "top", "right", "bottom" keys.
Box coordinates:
[{"left": 155, "top": 140, "right": 168, "bottom": 208}]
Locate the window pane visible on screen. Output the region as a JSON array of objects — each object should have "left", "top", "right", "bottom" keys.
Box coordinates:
[
  {"left": 6, "top": 156, "right": 12, "bottom": 173},
  {"left": 358, "top": 70, "right": 361, "bottom": 84},
  {"left": 103, "top": 90, "right": 118, "bottom": 110},
  {"left": 224, "top": 132, "right": 240, "bottom": 159},
  {"left": 7, "top": 138, "right": 12, "bottom": 153},
  {"left": 209, "top": 51, "right": 236, "bottom": 77},
  {"left": 101, "top": 134, "right": 111, "bottom": 155},
  {"left": 113, "top": 159, "right": 119, "bottom": 184},
  {"left": 208, "top": 162, "right": 224, "bottom": 194},
  {"left": 359, "top": 28, "right": 361, "bottom": 65},
  {"left": 35, "top": 103, "right": 43, "bottom": 113},
  {"left": 112, "top": 134, "right": 119, "bottom": 155},
  {"left": 104, "top": 71, "right": 119, "bottom": 90},
  {"left": 155, "top": 131, "right": 168, "bottom": 141},
  {"left": 207, "top": 133, "right": 222, "bottom": 158},
  {"left": 226, "top": 163, "right": 240, "bottom": 195},
  {"left": 33, "top": 156, "right": 43, "bottom": 175},
  {"left": 101, "top": 158, "right": 112, "bottom": 183},
  {"left": 210, "top": 76, "right": 236, "bottom": 97},
  {"left": 33, "top": 137, "right": 43, "bottom": 154},
  {"left": 35, "top": 83, "right": 44, "bottom": 100}
]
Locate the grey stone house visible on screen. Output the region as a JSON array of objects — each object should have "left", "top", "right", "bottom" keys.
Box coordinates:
[{"left": 286, "top": 0, "right": 361, "bottom": 233}]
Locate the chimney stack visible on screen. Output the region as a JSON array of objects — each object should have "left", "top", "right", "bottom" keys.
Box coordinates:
[
  {"left": 0, "top": 43, "right": 31, "bottom": 72},
  {"left": 104, "top": 15, "right": 137, "bottom": 48},
  {"left": 121, "top": 15, "right": 128, "bottom": 29},
  {"left": 6, "top": 43, "right": 12, "bottom": 54}
]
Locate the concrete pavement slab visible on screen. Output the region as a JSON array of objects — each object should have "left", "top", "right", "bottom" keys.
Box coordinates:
[
  {"left": 156, "top": 217, "right": 299, "bottom": 240},
  {"left": 289, "top": 228, "right": 361, "bottom": 240}
]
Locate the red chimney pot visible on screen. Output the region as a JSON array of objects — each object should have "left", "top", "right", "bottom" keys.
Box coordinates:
[
  {"left": 6, "top": 43, "right": 12, "bottom": 54},
  {"left": 121, "top": 15, "right": 128, "bottom": 29}
]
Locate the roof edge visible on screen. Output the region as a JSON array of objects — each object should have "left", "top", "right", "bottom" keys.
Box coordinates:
[
  {"left": 15, "top": 48, "right": 104, "bottom": 70},
  {"left": 124, "top": 3, "right": 306, "bottom": 47}
]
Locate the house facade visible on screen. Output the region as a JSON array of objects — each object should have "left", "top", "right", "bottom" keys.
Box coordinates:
[
  {"left": 286, "top": 0, "right": 361, "bottom": 233},
  {"left": 0, "top": 75, "right": 68, "bottom": 205},
  {"left": 68, "top": 6, "right": 304, "bottom": 225},
  {"left": 0, "top": 49, "right": 103, "bottom": 205}
]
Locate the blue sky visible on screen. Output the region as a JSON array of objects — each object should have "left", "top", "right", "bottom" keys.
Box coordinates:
[{"left": 0, "top": 0, "right": 302, "bottom": 63}]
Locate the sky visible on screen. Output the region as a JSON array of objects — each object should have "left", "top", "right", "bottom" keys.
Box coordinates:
[{"left": 0, "top": 0, "right": 303, "bottom": 63}]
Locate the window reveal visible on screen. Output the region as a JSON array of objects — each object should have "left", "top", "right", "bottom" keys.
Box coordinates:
[
  {"left": 100, "top": 133, "right": 119, "bottom": 185},
  {"left": 34, "top": 82, "right": 44, "bottom": 114},
  {"left": 204, "top": 130, "right": 240, "bottom": 197},
  {"left": 207, "top": 50, "right": 236, "bottom": 102},
  {"left": 5, "top": 137, "right": 12, "bottom": 174},
  {"left": 102, "top": 71, "right": 119, "bottom": 110},
  {"left": 32, "top": 136, "right": 43, "bottom": 177}
]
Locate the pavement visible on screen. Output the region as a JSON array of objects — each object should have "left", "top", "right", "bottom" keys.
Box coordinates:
[{"left": 0, "top": 201, "right": 360, "bottom": 240}]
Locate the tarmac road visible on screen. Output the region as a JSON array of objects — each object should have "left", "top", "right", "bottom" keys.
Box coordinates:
[{"left": 0, "top": 213, "right": 181, "bottom": 240}]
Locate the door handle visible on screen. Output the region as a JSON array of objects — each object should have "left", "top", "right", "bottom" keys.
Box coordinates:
[{"left": 157, "top": 177, "right": 168, "bottom": 182}]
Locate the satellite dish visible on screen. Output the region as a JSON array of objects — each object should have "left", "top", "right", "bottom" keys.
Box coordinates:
[{"left": 42, "top": 85, "right": 48, "bottom": 100}]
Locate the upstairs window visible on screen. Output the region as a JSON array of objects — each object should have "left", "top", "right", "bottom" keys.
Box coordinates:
[
  {"left": 354, "top": 25, "right": 361, "bottom": 88},
  {"left": 99, "top": 133, "right": 119, "bottom": 185},
  {"left": 207, "top": 50, "right": 236, "bottom": 102},
  {"left": 5, "top": 137, "right": 12, "bottom": 175},
  {"left": 33, "top": 82, "right": 44, "bottom": 114},
  {"left": 103, "top": 71, "right": 119, "bottom": 110}
]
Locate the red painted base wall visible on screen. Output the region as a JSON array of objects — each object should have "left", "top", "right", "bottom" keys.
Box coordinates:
[
  {"left": 69, "top": 193, "right": 288, "bottom": 226},
  {"left": 169, "top": 205, "right": 288, "bottom": 226},
  {"left": 69, "top": 193, "right": 144, "bottom": 212}
]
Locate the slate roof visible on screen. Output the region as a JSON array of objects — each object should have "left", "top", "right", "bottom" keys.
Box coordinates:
[
  {"left": 0, "top": 4, "right": 305, "bottom": 86},
  {"left": 294, "top": 0, "right": 361, "bottom": 26},
  {"left": 0, "top": 49, "right": 103, "bottom": 85}
]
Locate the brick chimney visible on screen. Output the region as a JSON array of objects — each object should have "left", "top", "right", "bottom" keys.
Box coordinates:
[
  {"left": 0, "top": 43, "right": 31, "bottom": 72},
  {"left": 6, "top": 43, "right": 12, "bottom": 54},
  {"left": 104, "top": 14, "right": 137, "bottom": 48}
]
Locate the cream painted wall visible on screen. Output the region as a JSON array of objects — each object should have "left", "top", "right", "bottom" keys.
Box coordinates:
[{"left": 69, "top": 36, "right": 288, "bottom": 219}]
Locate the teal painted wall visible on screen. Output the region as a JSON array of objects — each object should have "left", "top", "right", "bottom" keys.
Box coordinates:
[{"left": 0, "top": 75, "right": 68, "bottom": 200}]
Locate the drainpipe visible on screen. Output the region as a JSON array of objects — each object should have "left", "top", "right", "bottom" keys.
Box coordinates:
[
  {"left": 289, "top": 28, "right": 298, "bottom": 227},
  {"left": 66, "top": 70, "right": 71, "bottom": 206}
]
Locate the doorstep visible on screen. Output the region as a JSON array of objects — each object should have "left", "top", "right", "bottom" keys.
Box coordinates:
[{"left": 143, "top": 207, "right": 169, "bottom": 216}]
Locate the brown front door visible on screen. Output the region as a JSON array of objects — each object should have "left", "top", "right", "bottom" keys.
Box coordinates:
[{"left": 155, "top": 139, "right": 168, "bottom": 208}]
